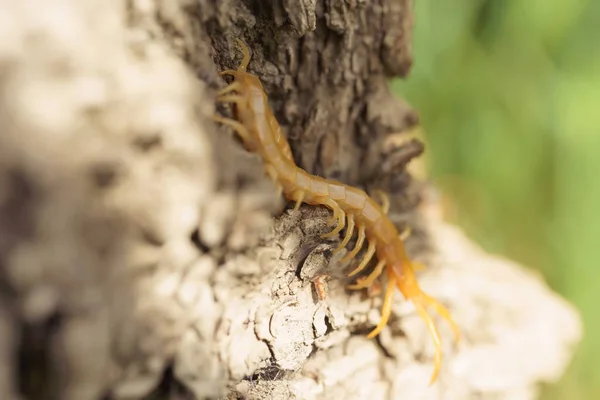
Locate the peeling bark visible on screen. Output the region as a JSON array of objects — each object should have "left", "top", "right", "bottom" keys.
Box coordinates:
[{"left": 0, "top": 1, "right": 582, "bottom": 400}]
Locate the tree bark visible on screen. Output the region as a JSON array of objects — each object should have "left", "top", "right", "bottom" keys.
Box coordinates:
[{"left": 0, "top": 0, "right": 582, "bottom": 400}]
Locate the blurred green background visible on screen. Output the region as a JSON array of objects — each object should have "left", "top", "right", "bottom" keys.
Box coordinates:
[{"left": 392, "top": 0, "right": 599, "bottom": 398}]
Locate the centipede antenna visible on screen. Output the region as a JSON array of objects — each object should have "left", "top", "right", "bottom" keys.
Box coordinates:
[{"left": 234, "top": 38, "right": 251, "bottom": 71}]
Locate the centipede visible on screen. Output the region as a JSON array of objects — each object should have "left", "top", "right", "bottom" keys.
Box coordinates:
[{"left": 213, "top": 38, "right": 460, "bottom": 384}]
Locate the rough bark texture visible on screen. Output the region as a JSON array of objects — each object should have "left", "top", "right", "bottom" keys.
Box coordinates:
[{"left": 0, "top": 1, "right": 582, "bottom": 400}]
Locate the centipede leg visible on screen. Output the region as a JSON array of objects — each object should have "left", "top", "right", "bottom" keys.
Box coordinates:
[
  {"left": 341, "top": 223, "right": 365, "bottom": 262},
  {"left": 374, "top": 190, "right": 390, "bottom": 214},
  {"left": 325, "top": 199, "right": 344, "bottom": 228},
  {"left": 325, "top": 202, "right": 340, "bottom": 227},
  {"left": 397, "top": 227, "right": 422, "bottom": 270},
  {"left": 399, "top": 226, "right": 412, "bottom": 241},
  {"left": 219, "top": 69, "right": 237, "bottom": 77},
  {"left": 217, "top": 82, "right": 241, "bottom": 96},
  {"left": 211, "top": 115, "right": 251, "bottom": 142},
  {"left": 290, "top": 190, "right": 305, "bottom": 211},
  {"left": 348, "top": 239, "right": 376, "bottom": 277},
  {"left": 366, "top": 275, "right": 396, "bottom": 339},
  {"left": 412, "top": 262, "right": 425, "bottom": 271},
  {"left": 347, "top": 259, "right": 386, "bottom": 289},
  {"left": 333, "top": 213, "right": 355, "bottom": 253},
  {"left": 321, "top": 198, "right": 345, "bottom": 238},
  {"left": 367, "top": 279, "right": 383, "bottom": 297},
  {"left": 397, "top": 227, "right": 424, "bottom": 269},
  {"left": 215, "top": 94, "right": 244, "bottom": 104}
]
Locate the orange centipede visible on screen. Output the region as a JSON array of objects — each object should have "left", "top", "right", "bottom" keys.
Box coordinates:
[{"left": 213, "top": 39, "right": 460, "bottom": 384}]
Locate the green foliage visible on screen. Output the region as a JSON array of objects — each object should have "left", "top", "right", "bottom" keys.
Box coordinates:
[{"left": 392, "top": 0, "right": 600, "bottom": 397}]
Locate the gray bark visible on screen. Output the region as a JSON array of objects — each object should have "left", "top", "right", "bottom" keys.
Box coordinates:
[{"left": 0, "top": 0, "right": 582, "bottom": 400}]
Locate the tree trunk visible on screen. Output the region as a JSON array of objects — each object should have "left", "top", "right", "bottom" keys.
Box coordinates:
[{"left": 0, "top": 0, "right": 582, "bottom": 400}]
